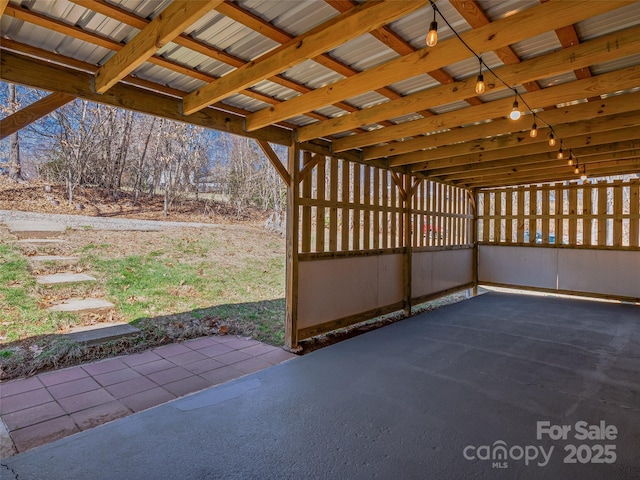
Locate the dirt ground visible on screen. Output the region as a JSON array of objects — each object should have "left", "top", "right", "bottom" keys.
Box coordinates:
[{"left": 0, "top": 176, "right": 266, "bottom": 224}]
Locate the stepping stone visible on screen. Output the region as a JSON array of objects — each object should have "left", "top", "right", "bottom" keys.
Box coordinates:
[
  {"left": 5, "top": 220, "right": 66, "bottom": 239},
  {"left": 63, "top": 323, "right": 141, "bottom": 347},
  {"left": 36, "top": 273, "right": 96, "bottom": 285},
  {"left": 15, "top": 239, "right": 65, "bottom": 245},
  {"left": 29, "top": 255, "right": 78, "bottom": 262},
  {"left": 48, "top": 298, "right": 114, "bottom": 313}
]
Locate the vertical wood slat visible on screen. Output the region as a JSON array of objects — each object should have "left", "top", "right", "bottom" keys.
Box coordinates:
[
  {"left": 301, "top": 151, "right": 312, "bottom": 253},
  {"left": 495, "top": 190, "right": 502, "bottom": 243},
  {"left": 517, "top": 187, "right": 525, "bottom": 243},
  {"left": 412, "top": 181, "right": 419, "bottom": 247},
  {"left": 420, "top": 180, "right": 432, "bottom": 245},
  {"left": 630, "top": 181, "right": 639, "bottom": 248},
  {"left": 329, "top": 157, "right": 338, "bottom": 252},
  {"left": 315, "top": 156, "right": 326, "bottom": 252},
  {"left": 363, "top": 166, "right": 371, "bottom": 250},
  {"left": 382, "top": 171, "right": 389, "bottom": 249},
  {"left": 505, "top": 188, "right": 513, "bottom": 243},
  {"left": 426, "top": 181, "right": 432, "bottom": 246},
  {"left": 482, "top": 191, "right": 490, "bottom": 243},
  {"left": 353, "top": 163, "right": 361, "bottom": 250},
  {"left": 583, "top": 183, "right": 592, "bottom": 247},
  {"left": 597, "top": 182, "right": 607, "bottom": 246},
  {"left": 554, "top": 184, "right": 562, "bottom": 246},
  {"left": 390, "top": 173, "right": 397, "bottom": 248},
  {"left": 541, "top": 187, "right": 550, "bottom": 244},
  {"left": 372, "top": 168, "right": 380, "bottom": 249},
  {"left": 341, "top": 160, "right": 350, "bottom": 251},
  {"left": 452, "top": 186, "right": 457, "bottom": 245},
  {"left": 613, "top": 179, "right": 623, "bottom": 246},
  {"left": 568, "top": 187, "right": 578, "bottom": 245},
  {"left": 438, "top": 183, "right": 444, "bottom": 246},
  {"left": 529, "top": 186, "right": 538, "bottom": 244}
]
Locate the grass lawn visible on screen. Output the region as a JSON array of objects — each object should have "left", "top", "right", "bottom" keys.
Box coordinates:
[{"left": 0, "top": 224, "right": 286, "bottom": 378}]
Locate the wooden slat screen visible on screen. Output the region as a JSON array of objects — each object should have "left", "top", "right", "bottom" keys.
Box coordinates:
[
  {"left": 477, "top": 179, "right": 640, "bottom": 248},
  {"left": 298, "top": 155, "right": 473, "bottom": 254}
]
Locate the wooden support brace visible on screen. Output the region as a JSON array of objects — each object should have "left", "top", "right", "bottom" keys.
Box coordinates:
[
  {"left": 299, "top": 153, "right": 323, "bottom": 183},
  {"left": 0, "top": 91, "right": 75, "bottom": 140},
  {"left": 257, "top": 139, "right": 291, "bottom": 186},
  {"left": 390, "top": 171, "right": 407, "bottom": 202}
]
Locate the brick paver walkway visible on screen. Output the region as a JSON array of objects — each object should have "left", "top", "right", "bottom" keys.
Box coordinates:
[{"left": 0, "top": 335, "right": 296, "bottom": 455}]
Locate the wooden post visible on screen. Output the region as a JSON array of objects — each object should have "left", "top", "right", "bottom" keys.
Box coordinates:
[
  {"left": 403, "top": 167, "right": 413, "bottom": 316},
  {"left": 285, "top": 143, "right": 300, "bottom": 350},
  {"left": 472, "top": 188, "right": 479, "bottom": 296}
]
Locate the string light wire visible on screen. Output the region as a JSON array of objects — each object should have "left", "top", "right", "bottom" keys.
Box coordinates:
[{"left": 429, "top": 1, "right": 579, "bottom": 176}]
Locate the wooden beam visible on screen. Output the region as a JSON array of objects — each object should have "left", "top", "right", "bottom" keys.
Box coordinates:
[
  {"left": 0, "top": 0, "right": 9, "bottom": 17},
  {"left": 0, "top": 91, "right": 75, "bottom": 140},
  {"left": 410, "top": 127, "right": 640, "bottom": 172},
  {"left": 437, "top": 150, "right": 640, "bottom": 182},
  {"left": 325, "top": 0, "right": 455, "bottom": 86},
  {"left": 245, "top": 1, "right": 627, "bottom": 131},
  {"left": 181, "top": 1, "right": 424, "bottom": 115},
  {"left": 366, "top": 90, "right": 640, "bottom": 162},
  {"left": 257, "top": 140, "right": 291, "bottom": 186},
  {"left": 5, "top": 2, "right": 298, "bottom": 111},
  {"left": 399, "top": 110, "right": 640, "bottom": 168},
  {"left": 461, "top": 160, "right": 640, "bottom": 188},
  {"left": 0, "top": 49, "right": 292, "bottom": 146},
  {"left": 333, "top": 64, "right": 640, "bottom": 153},
  {"left": 71, "top": 0, "right": 246, "bottom": 69},
  {"left": 297, "top": 24, "right": 640, "bottom": 143},
  {"left": 94, "top": 0, "right": 222, "bottom": 93}
]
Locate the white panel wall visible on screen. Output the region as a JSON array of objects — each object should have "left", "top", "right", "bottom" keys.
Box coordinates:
[
  {"left": 479, "top": 246, "right": 640, "bottom": 300},
  {"left": 479, "top": 246, "right": 558, "bottom": 290},
  {"left": 558, "top": 249, "right": 640, "bottom": 299},
  {"left": 412, "top": 249, "right": 474, "bottom": 299},
  {"left": 297, "top": 254, "right": 403, "bottom": 329}
]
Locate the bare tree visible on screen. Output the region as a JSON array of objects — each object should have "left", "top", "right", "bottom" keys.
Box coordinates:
[{"left": 7, "top": 84, "right": 22, "bottom": 181}]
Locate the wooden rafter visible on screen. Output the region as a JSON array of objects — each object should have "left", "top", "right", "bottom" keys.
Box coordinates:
[
  {"left": 257, "top": 140, "right": 291, "bottom": 186},
  {"left": 410, "top": 126, "right": 640, "bottom": 173},
  {"left": 245, "top": 1, "right": 627, "bottom": 132},
  {"left": 367, "top": 90, "right": 640, "bottom": 163},
  {"left": 460, "top": 159, "right": 640, "bottom": 188},
  {"left": 298, "top": 24, "right": 640, "bottom": 144},
  {"left": 401, "top": 111, "right": 640, "bottom": 170},
  {"left": 423, "top": 147, "right": 640, "bottom": 180},
  {"left": 7, "top": 2, "right": 333, "bottom": 124},
  {"left": 0, "top": 91, "right": 76, "bottom": 140},
  {"left": 94, "top": 0, "right": 222, "bottom": 93},
  {"left": 336, "top": 64, "right": 640, "bottom": 154},
  {"left": 181, "top": 1, "right": 425, "bottom": 115},
  {"left": 436, "top": 149, "right": 640, "bottom": 182},
  {"left": 0, "top": 49, "right": 292, "bottom": 146},
  {"left": 449, "top": 0, "right": 541, "bottom": 94}
]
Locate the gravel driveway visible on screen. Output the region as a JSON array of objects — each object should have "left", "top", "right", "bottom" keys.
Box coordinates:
[{"left": 0, "top": 210, "right": 221, "bottom": 231}]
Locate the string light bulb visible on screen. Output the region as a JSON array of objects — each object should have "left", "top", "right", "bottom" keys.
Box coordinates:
[
  {"left": 426, "top": 5, "right": 438, "bottom": 47},
  {"left": 548, "top": 133, "right": 556, "bottom": 147},
  {"left": 581, "top": 167, "right": 588, "bottom": 181},
  {"left": 475, "top": 58, "right": 485, "bottom": 94},
  {"left": 530, "top": 121, "right": 538, "bottom": 138},
  {"left": 509, "top": 91, "right": 521, "bottom": 120},
  {"left": 568, "top": 152, "right": 575, "bottom": 166},
  {"left": 574, "top": 163, "right": 580, "bottom": 175},
  {"left": 557, "top": 148, "right": 564, "bottom": 160}
]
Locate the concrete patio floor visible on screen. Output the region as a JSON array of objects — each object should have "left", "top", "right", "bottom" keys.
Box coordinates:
[
  {"left": 0, "top": 335, "right": 296, "bottom": 455},
  {"left": 1, "top": 291, "right": 639, "bottom": 479}
]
